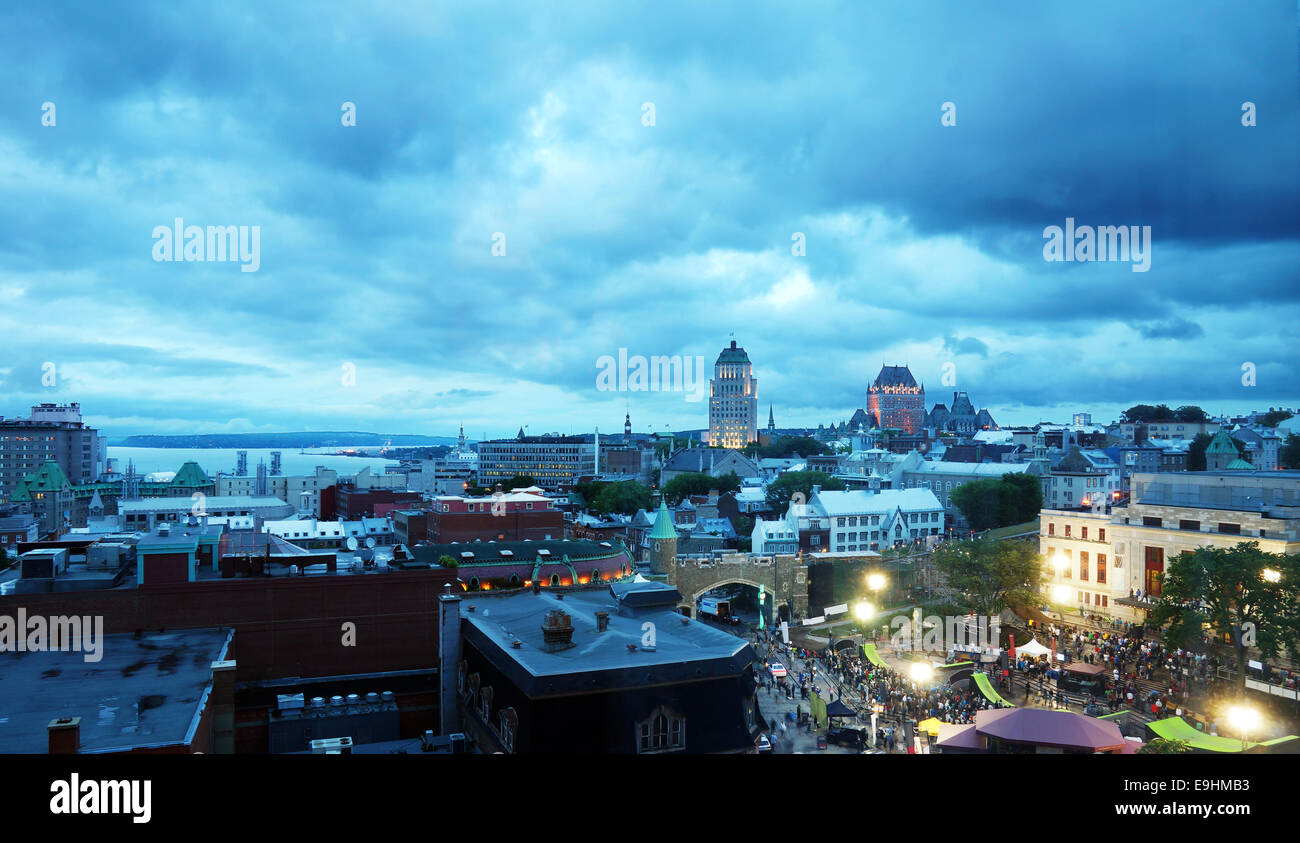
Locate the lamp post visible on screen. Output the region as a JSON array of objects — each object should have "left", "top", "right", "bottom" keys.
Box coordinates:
[{"left": 1227, "top": 704, "right": 1260, "bottom": 752}]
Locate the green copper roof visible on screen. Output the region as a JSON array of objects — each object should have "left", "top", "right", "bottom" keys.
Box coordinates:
[
  {"left": 1205, "top": 430, "right": 1238, "bottom": 454},
  {"left": 649, "top": 500, "right": 677, "bottom": 540},
  {"left": 20, "top": 460, "right": 72, "bottom": 494},
  {"left": 170, "top": 460, "right": 212, "bottom": 487},
  {"left": 1225, "top": 458, "right": 1255, "bottom": 470},
  {"left": 715, "top": 340, "right": 751, "bottom": 365}
]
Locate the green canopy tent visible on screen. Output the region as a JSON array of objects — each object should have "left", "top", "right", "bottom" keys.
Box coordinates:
[{"left": 1146, "top": 716, "right": 1299, "bottom": 753}]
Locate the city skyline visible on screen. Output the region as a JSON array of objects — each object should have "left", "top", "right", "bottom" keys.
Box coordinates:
[{"left": 1, "top": 1, "right": 1296, "bottom": 438}]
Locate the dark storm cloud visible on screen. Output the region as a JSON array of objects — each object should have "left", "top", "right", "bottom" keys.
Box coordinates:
[{"left": 0, "top": 0, "right": 1295, "bottom": 434}]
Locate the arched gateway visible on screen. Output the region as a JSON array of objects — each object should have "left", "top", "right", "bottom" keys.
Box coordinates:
[{"left": 667, "top": 552, "right": 807, "bottom": 623}]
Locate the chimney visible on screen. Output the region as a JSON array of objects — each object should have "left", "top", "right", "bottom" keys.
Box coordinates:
[
  {"left": 210, "top": 660, "right": 237, "bottom": 753},
  {"left": 438, "top": 586, "right": 463, "bottom": 736},
  {"left": 541, "top": 609, "right": 575, "bottom": 651},
  {"left": 595, "top": 611, "right": 610, "bottom": 632},
  {"left": 48, "top": 717, "right": 80, "bottom": 754}
]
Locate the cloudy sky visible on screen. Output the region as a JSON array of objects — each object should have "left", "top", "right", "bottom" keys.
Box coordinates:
[{"left": 1, "top": 1, "right": 1297, "bottom": 438}]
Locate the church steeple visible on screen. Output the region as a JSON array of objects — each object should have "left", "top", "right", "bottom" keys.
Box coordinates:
[
  {"left": 624, "top": 409, "right": 632, "bottom": 436},
  {"left": 767, "top": 403, "right": 775, "bottom": 432}
]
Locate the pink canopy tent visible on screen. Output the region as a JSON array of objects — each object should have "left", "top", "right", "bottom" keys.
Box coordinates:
[
  {"left": 973, "top": 708, "right": 1126, "bottom": 752},
  {"left": 935, "top": 723, "right": 987, "bottom": 752}
]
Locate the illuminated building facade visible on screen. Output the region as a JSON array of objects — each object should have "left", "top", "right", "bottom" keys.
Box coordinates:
[
  {"left": 867, "top": 365, "right": 925, "bottom": 435},
  {"left": 708, "top": 340, "right": 759, "bottom": 449}
]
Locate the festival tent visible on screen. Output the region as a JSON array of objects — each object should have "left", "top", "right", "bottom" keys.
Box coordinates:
[
  {"left": 825, "top": 698, "right": 856, "bottom": 719},
  {"left": 935, "top": 723, "right": 987, "bottom": 753},
  {"left": 1014, "top": 638, "right": 1052, "bottom": 658},
  {"left": 917, "top": 717, "right": 944, "bottom": 736},
  {"left": 973, "top": 708, "right": 1126, "bottom": 752}
]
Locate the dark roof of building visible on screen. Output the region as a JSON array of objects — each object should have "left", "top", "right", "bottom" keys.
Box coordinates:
[
  {"left": 409, "top": 539, "right": 630, "bottom": 567},
  {"left": 459, "top": 584, "right": 753, "bottom": 695},
  {"left": 715, "top": 339, "right": 751, "bottom": 365},
  {"left": 0, "top": 628, "right": 232, "bottom": 753},
  {"left": 871, "top": 365, "right": 919, "bottom": 389}
]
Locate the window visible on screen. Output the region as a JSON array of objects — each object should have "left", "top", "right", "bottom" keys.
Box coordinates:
[
  {"left": 498, "top": 707, "right": 518, "bottom": 752},
  {"left": 1048, "top": 523, "right": 1055, "bottom": 536},
  {"left": 1081, "top": 526, "right": 1088, "bottom": 540},
  {"left": 637, "top": 706, "right": 685, "bottom": 753},
  {"left": 1064, "top": 525, "right": 1071, "bottom": 537},
  {"left": 1218, "top": 523, "right": 1240, "bottom": 535},
  {"left": 1098, "top": 528, "right": 1106, "bottom": 542},
  {"left": 1096, "top": 555, "right": 1106, "bottom": 584},
  {"left": 1179, "top": 520, "right": 1200, "bottom": 532},
  {"left": 1142, "top": 516, "right": 1162, "bottom": 528},
  {"left": 1080, "top": 551, "right": 1089, "bottom": 581},
  {"left": 480, "top": 686, "right": 493, "bottom": 721}
]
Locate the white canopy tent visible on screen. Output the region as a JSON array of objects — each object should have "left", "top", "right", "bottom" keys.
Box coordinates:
[{"left": 1013, "top": 638, "right": 1052, "bottom": 658}]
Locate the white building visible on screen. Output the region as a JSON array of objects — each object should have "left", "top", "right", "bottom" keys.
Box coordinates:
[{"left": 810, "top": 487, "right": 945, "bottom": 552}]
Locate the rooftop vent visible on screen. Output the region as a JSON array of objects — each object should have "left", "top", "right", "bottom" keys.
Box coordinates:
[{"left": 595, "top": 611, "right": 610, "bottom": 632}]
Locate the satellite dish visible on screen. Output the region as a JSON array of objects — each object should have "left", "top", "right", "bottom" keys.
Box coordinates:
[
  {"left": 365, "top": 537, "right": 376, "bottom": 549},
  {"left": 345, "top": 536, "right": 359, "bottom": 551}
]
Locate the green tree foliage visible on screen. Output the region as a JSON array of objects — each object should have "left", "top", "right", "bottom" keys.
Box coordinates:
[
  {"left": 661, "top": 471, "right": 741, "bottom": 504},
  {"left": 1258, "top": 409, "right": 1294, "bottom": 428},
  {"left": 931, "top": 536, "right": 1043, "bottom": 617},
  {"left": 591, "top": 480, "right": 653, "bottom": 515},
  {"left": 1148, "top": 543, "right": 1300, "bottom": 691},
  {"left": 742, "top": 436, "right": 831, "bottom": 459},
  {"left": 1001, "top": 472, "right": 1043, "bottom": 523},
  {"left": 502, "top": 475, "right": 536, "bottom": 490},
  {"left": 764, "top": 471, "right": 845, "bottom": 515},
  {"left": 1121, "top": 404, "right": 1207, "bottom": 423},
  {"left": 437, "top": 554, "right": 458, "bottom": 568},
  {"left": 949, "top": 474, "right": 1040, "bottom": 531},
  {"left": 1280, "top": 433, "right": 1300, "bottom": 470},
  {"left": 1137, "top": 738, "right": 1192, "bottom": 754}
]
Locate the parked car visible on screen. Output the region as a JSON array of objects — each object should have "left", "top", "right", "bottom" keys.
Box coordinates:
[
  {"left": 769, "top": 663, "right": 788, "bottom": 678},
  {"left": 756, "top": 734, "right": 773, "bottom": 754}
]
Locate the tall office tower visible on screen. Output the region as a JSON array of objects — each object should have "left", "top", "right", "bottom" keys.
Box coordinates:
[
  {"left": 0, "top": 403, "right": 101, "bottom": 500},
  {"left": 866, "top": 365, "right": 925, "bottom": 435},
  {"left": 236, "top": 450, "right": 249, "bottom": 476},
  {"left": 270, "top": 450, "right": 282, "bottom": 476},
  {"left": 707, "top": 340, "right": 759, "bottom": 449}
]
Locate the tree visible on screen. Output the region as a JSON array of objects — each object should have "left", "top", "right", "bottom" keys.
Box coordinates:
[
  {"left": 1280, "top": 433, "right": 1300, "bottom": 470},
  {"left": 743, "top": 436, "right": 831, "bottom": 459},
  {"left": 1122, "top": 404, "right": 1174, "bottom": 423},
  {"left": 591, "top": 480, "right": 652, "bottom": 515},
  {"left": 950, "top": 479, "right": 1010, "bottom": 531},
  {"left": 1001, "top": 472, "right": 1043, "bottom": 524},
  {"left": 661, "top": 471, "right": 742, "bottom": 504},
  {"left": 1148, "top": 543, "right": 1300, "bottom": 692},
  {"left": 1173, "top": 405, "right": 1209, "bottom": 422},
  {"left": 931, "top": 536, "right": 1043, "bottom": 618},
  {"left": 1258, "top": 409, "right": 1293, "bottom": 428},
  {"left": 1186, "top": 433, "right": 1213, "bottom": 471},
  {"left": 437, "top": 554, "right": 458, "bottom": 569},
  {"left": 502, "top": 475, "right": 536, "bottom": 490},
  {"left": 1137, "top": 738, "right": 1192, "bottom": 754},
  {"left": 764, "top": 471, "right": 845, "bottom": 515}
]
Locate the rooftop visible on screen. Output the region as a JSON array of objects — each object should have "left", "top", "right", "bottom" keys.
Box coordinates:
[
  {"left": 0, "top": 628, "right": 232, "bottom": 753},
  {"left": 460, "top": 583, "right": 753, "bottom": 694}
]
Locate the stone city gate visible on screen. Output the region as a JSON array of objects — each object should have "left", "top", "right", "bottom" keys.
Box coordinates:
[{"left": 666, "top": 552, "right": 807, "bottom": 623}]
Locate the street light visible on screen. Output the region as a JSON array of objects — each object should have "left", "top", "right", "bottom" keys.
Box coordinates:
[
  {"left": 1227, "top": 704, "right": 1260, "bottom": 751},
  {"left": 910, "top": 662, "right": 933, "bottom": 683},
  {"left": 854, "top": 601, "right": 873, "bottom": 622},
  {"left": 867, "top": 573, "right": 886, "bottom": 592}
]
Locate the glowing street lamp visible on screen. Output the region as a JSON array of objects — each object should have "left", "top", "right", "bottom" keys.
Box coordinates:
[
  {"left": 910, "top": 662, "right": 933, "bottom": 683},
  {"left": 867, "top": 573, "right": 886, "bottom": 592},
  {"left": 854, "top": 601, "right": 873, "bottom": 622},
  {"left": 1227, "top": 704, "right": 1260, "bottom": 750},
  {"left": 1051, "top": 584, "right": 1073, "bottom": 604}
]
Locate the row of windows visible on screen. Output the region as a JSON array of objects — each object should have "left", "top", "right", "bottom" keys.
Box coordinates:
[
  {"left": 1046, "top": 523, "right": 1107, "bottom": 541},
  {"left": 1046, "top": 547, "right": 1112, "bottom": 582}
]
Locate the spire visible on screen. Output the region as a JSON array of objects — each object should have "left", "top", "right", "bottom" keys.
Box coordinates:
[
  {"left": 517, "top": 425, "right": 526, "bottom": 440},
  {"left": 649, "top": 499, "right": 677, "bottom": 540},
  {"left": 768, "top": 403, "right": 775, "bottom": 431}
]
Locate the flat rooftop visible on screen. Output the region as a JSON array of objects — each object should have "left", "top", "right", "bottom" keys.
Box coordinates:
[
  {"left": 0, "top": 627, "right": 232, "bottom": 754},
  {"left": 461, "top": 584, "right": 753, "bottom": 696}
]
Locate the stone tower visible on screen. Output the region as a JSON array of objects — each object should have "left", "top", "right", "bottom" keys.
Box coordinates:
[{"left": 648, "top": 499, "right": 678, "bottom": 575}]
